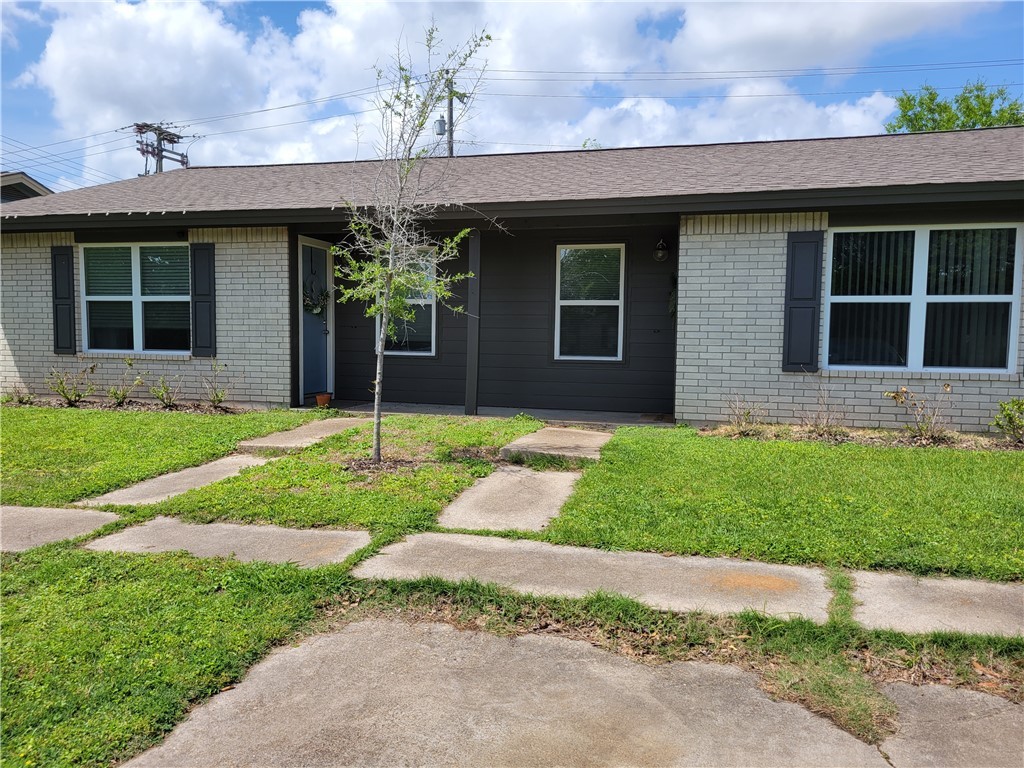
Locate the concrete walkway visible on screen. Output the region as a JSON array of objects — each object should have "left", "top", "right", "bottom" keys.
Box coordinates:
[
  {"left": 86, "top": 516, "right": 370, "bottom": 567},
  {"left": 237, "top": 417, "right": 368, "bottom": 455},
  {"left": 438, "top": 466, "right": 580, "bottom": 531},
  {"left": 354, "top": 533, "right": 833, "bottom": 621},
  {"left": 126, "top": 619, "right": 888, "bottom": 767},
  {"left": 126, "top": 618, "right": 1023, "bottom": 768},
  {"left": 499, "top": 426, "right": 612, "bottom": 461},
  {"left": 0, "top": 506, "right": 118, "bottom": 551},
  {"left": 77, "top": 454, "right": 269, "bottom": 507},
  {"left": 354, "top": 532, "right": 1024, "bottom": 636}
]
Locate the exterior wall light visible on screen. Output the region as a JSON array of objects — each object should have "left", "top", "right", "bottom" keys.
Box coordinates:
[{"left": 653, "top": 239, "right": 670, "bottom": 262}]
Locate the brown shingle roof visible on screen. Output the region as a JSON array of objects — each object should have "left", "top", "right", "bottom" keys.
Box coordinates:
[{"left": 3, "top": 127, "right": 1022, "bottom": 220}]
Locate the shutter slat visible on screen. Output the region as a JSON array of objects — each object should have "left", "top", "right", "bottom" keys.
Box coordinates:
[
  {"left": 51, "top": 246, "right": 76, "bottom": 354},
  {"left": 190, "top": 243, "right": 216, "bottom": 357},
  {"left": 782, "top": 231, "right": 823, "bottom": 372}
]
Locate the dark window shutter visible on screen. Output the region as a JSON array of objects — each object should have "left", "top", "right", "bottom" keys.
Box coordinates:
[
  {"left": 782, "top": 231, "right": 824, "bottom": 372},
  {"left": 190, "top": 243, "right": 216, "bottom": 357},
  {"left": 51, "top": 245, "right": 76, "bottom": 354}
]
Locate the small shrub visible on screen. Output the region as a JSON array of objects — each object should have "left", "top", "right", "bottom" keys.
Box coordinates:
[
  {"left": 201, "top": 359, "right": 229, "bottom": 408},
  {"left": 882, "top": 383, "right": 951, "bottom": 442},
  {"left": 991, "top": 398, "right": 1024, "bottom": 443},
  {"left": 46, "top": 361, "right": 97, "bottom": 406},
  {"left": 2, "top": 387, "right": 35, "bottom": 405},
  {"left": 800, "top": 380, "right": 849, "bottom": 439},
  {"left": 149, "top": 375, "right": 183, "bottom": 409},
  {"left": 106, "top": 358, "right": 144, "bottom": 407},
  {"left": 725, "top": 394, "right": 766, "bottom": 437}
]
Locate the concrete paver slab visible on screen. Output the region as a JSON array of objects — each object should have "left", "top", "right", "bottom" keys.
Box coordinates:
[
  {"left": 1, "top": 506, "right": 118, "bottom": 551},
  {"left": 127, "top": 619, "right": 886, "bottom": 767},
  {"left": 86, "top": 516, "right": 370, "bottom": 567},
  {"left": 77, "top": 454, "right": 269, "bottom": 507},
  {"left": 499, "top": 426, "right": 612, "bottom": 461},
  {"left": 438, "top": 466, "right": 580, "bottom": 531},
  {"left": 353, "top": 533, "right": 831, "bottom": 621},
  {"left": 853, "top": 570, "right": 1024, "bottom": 638},
  {"left": 879, "top": 683, "right": 1024, "bottom": 767},
  {"left": 237, "top": 417, "right": 368, "bottom": 454}
]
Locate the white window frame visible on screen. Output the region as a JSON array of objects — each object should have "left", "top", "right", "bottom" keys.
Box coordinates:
[
  {"left": 554, "top": 242, "right": 625, "bottom": 361},
  {"left": 824, "top": 223, "right": 1023, "bottom": 374},
  {"left": 376, "top": 257, "right": 437, "bottom": 357},
  {"left": 80, "top": 243, "right": 192, "bottom": 355}
]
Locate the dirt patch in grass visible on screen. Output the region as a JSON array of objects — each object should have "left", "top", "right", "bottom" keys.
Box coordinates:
[{"left": 702, "top": 423, "right": 1021, "bottom": 451}]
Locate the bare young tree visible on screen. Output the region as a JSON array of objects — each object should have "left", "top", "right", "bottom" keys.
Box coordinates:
[{"left": 333, "top": 25, "right": 489, "bottom": 462}]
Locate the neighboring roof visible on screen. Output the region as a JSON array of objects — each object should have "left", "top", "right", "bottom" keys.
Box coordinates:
[
  {"left": 3, "top": 128, "right": 1022, "bottom": 226},
  {"left": 1, "top": 171, "right": 54, "bottom": 203}
]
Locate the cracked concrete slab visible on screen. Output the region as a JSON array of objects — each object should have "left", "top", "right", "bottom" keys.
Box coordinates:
[
  {"left": 127, "top": 619, "right": 886, "bottom": 767},
  {"left": 879, "top": 683, "right": 1024, "bottom": 767},
  {"left": 236, "top": 417, "right": 368, "bottom": 454},
  {"left": 77, "top": 454, "right": 270, "bottom": 507},
  {"left": 86, "top": 516, "right": 370, "bottom": 567},
  {"left": 853, "top": 570, "right": 1024, "bottom": 638},
  {"left": 353, "top": 533, "right": 831, "bottom": 621},
  {"left": 438, "top": 466, "right": 580, "bottom": 531},
  {"left": 0, "top": 506, "right": 118, "bottom": 551},
  {"left": 499, "top": 426, "right": 612, "bottom": 461}
]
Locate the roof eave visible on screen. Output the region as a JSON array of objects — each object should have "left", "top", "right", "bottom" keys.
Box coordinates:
[{"left": 2, "top": 180, "right": 1021, "bottom": 232}]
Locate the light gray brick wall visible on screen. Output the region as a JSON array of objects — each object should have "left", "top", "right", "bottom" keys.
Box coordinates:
[
  {"left": 676, "top": 213, "right": 1024, "bottom": 432},
  {"left": 1, "top": 227, "right": 292, "bottom": 407}
]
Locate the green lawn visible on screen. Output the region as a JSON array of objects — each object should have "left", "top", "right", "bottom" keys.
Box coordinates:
[
  {"left": 0, "top": 546, "right": 335, "bottom": 768},
  {"left": 544, "top": 427, "right": 1024, "bottom": 581},
  {"left": 150, "top": 414, "right": 542, "bottom": 536},
  {"left": 0, "top": 407, "right": 326, "bottom": 506}
]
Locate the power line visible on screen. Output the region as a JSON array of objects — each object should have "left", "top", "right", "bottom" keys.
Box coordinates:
[{"left": 1, "top": 135, "right": 125, "bottom": 186}]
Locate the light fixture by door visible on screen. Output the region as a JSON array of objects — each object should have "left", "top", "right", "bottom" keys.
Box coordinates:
[{"left": 653, "top": 239, "right": 670, "bottom": 262}]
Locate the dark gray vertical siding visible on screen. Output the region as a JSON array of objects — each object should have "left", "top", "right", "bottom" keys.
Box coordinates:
[
  {"left": 477, "top": 226, "right": 676, "bottom": 413},
  {"left": 332, "top": 250, "right": 469, "bottom": 404}
]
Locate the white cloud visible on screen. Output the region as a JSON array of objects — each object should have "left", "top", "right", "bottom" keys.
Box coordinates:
[{"left": 6, "top": 1, "right": 996, "bottom": 187}]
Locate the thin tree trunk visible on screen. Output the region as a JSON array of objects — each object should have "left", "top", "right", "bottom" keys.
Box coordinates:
[{"left": 372, "top": 278, "right": 392, "bottom": 463}]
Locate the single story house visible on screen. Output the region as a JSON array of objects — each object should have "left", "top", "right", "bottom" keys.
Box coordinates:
[{"left": 2, "top": 127, "right": 1022, "bottom": 431}]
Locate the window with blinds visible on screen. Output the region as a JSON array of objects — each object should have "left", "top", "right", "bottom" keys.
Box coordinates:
[
  {"left": 82, "top": 244, "right": 191, "bottom": 353},
  {"left": 555, "top": 244, "right": 625, "bottom": 360},
  {"left": 825, "top": 226, "right": 1021, "bottom": 371}
]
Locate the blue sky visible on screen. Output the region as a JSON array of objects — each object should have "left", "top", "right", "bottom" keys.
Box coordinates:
[{"left": 2, "top": 1, "right": 1022, "bottom": 193}]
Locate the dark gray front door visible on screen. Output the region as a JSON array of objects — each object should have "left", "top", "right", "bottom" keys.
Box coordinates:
[{"left": 302, "top": 243, "right": 331, "bottom": 398}]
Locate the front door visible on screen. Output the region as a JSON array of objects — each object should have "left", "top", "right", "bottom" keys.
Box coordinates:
[{"left": 300, "top": 239, "right": 334, "bottom": 401}]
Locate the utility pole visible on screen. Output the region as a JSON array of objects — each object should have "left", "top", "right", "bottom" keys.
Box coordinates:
[
  {"left": 446, "top": 70, "right": 454, "bottom": 158},
  {"left": 134, "top": 123, "right": 189, "bottom": 174}
]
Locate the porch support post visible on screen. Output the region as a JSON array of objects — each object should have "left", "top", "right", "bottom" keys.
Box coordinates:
[
  {"left": 464, "top": 230, "right": 481, "bottom": 415},
  {"left": 288, "top": 226, "right": 301, "bottom": 407}
]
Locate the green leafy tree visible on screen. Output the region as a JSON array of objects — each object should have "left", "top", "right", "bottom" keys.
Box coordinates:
[
  {"left": 885, "top": 81, "right": 1024, "bottom": 133},
  {"left": 333, "top": 25, "right": 489, "bottom": 462}
]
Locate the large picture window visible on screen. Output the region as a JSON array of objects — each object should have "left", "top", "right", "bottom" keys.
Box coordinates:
[
  {"left": 82, "top": 244, "right": 191, "bottom": 353},
  {"left": 825, "top": 225, "right": 1021, "bottom": 371},
  {"left": 555, "top": 243, "right": 624, "bottom": 360}
]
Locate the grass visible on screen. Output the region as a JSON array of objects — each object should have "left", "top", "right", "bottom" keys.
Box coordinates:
[
  {"left": 149, "top": 414, "right": 543, "bottom": 536},
  {"left": 545, "top": 426, "right": 1024, "bottom": 581},
  {"left": 0, "top": 406, "right": 326, "bottom": 506},
  {"left": 0, "top": 545, "right": 340, "bottom": 768}
]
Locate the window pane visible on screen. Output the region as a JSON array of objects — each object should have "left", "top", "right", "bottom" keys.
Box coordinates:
[
  {"left": 828, "top": 303, "right": 909, "bottom": 366},
  {"left": 88, "top": 301, "right": 133, "bottom": 349},
  {"left": 385, "top": 304, "right": 433, "bottom": 353},
  {"left": 928, "top": 228, "right": 1016, "bottom": 296},
  {"left": 141, "top": 245, "right": 190, "bottom": 296},
  {"left": 143, "top": 302, "right": 191, "bottom": 351},
  {"left": 559, "top": 247, "right": 621, "bottom": 301},
  {"left": 84, "top": 247, "right": 132, "bottom": 295},
  {"left": 925, "top": 303, "right": 1010, "bottom": 368},
  {"left": 559, "top": 305, "right": 620, "bottom": 358},
  {"left": 831, "top": 232, "right": 914, "bottom": 296}
]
